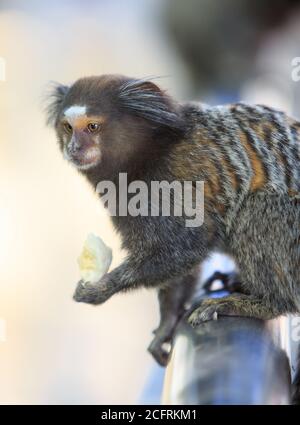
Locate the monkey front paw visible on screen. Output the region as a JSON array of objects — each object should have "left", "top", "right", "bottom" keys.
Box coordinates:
[
  {"left": 73, "top": 275, "right": 112, "bottom": 305},
  {"left": 188, "top": 297, "right": 237, "bottom": 327},
  {"left": 73, "top": 280, "right": 100, "bottom": 304}
]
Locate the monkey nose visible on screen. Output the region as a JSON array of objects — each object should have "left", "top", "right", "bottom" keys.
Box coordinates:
[{"left": 69, "top": 142, "right": 82, "bottom": 154}]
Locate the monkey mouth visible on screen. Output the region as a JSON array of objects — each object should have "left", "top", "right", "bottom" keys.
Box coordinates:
[{"left": 68, "top": 147, "right": 101, "bottom": 170}]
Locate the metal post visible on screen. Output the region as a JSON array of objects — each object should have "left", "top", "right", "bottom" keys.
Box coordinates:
[{"left": 162, "top": 315, "right": 292, "bottom": 405}]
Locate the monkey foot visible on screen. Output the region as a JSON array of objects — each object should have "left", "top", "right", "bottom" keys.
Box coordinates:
[
  {"left": 148, "top": 336, "right": 171, "bottom": 367},
  {"left": 188, "top": 297, "right": 239, "bottom": 327}
]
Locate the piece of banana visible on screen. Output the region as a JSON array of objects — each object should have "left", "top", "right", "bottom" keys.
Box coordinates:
[{"left": 78, "top": 233, "right": 112, "bottom": 283}]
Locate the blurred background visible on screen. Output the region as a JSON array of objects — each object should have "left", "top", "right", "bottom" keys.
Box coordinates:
[{"left": 0, "top": 0, "right": 300, "bottom": 404}]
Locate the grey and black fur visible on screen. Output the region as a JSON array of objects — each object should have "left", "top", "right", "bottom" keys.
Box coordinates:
[{"left": 46, "top": 74, "right": 300, "bottom": 367}]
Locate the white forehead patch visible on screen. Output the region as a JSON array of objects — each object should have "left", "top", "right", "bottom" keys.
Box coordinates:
[{"left": 64, "top": 105, "right": 87, "bottom": 119}]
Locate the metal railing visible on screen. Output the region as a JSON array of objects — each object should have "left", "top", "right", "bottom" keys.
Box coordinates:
[{"left": 162, "top": 296, "right": 296, "bottom": 405}]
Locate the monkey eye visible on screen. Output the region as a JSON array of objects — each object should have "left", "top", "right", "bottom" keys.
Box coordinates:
[
  {"left": 87, "top": 122, "right": 100, "bottom": 133},
  {"left": 63, "top": 122, "right": 73, "bottom": 134}
]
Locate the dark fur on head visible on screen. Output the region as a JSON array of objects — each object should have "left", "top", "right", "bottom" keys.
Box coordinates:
[
  {"left": 118, "top": 78, "right": 184, "bottom": 135},
  {"left": 45, "top": 82, "right": 69, "bottom": 126},
  {"left": 46, "top": 75, "right": 184, "bottom": 135}
]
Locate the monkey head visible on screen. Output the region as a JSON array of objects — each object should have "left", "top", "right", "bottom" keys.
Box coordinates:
[{"left": 46, "top": 75, "right": 184, "bottom": 176}]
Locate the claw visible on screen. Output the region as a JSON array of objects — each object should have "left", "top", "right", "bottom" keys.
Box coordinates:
[
  {"left": 188, "top": 298, "right": 223, "bottom": 327},
  {"left": 189, "top": 306, "right": 217, "bottom": 327}
]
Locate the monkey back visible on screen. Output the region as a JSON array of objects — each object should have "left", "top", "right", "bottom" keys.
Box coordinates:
[{"left": 172, "top": 102, "right": 300, "bottom": 220}]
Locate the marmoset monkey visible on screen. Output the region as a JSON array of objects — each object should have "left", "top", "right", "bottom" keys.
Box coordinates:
[{"left": 47, "top": 75, "right": 300, "bottom": 366}]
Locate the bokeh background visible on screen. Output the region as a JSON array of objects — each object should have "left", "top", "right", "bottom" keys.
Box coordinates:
[{"left": 0, "top": 0, "right": 300, "bottom": 404}]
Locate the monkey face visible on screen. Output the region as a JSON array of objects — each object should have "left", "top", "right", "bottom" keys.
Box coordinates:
[
  {"left": 57, "top": 101, "right": 148, "bottom": 173},
  {"left": 58, "top": 105, "right": 103, "bottom": 170}
]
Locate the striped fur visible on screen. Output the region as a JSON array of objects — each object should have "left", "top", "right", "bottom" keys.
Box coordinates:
[{"left": 172, "top": 102, "right": 300, "bottom": 223}]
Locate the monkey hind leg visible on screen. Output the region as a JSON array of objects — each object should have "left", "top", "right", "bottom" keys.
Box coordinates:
[
  {"left": 148, "top": 269, "right": 199, "bottom": 366},
  {"left": 227, "top": 193, "right": 300, "bottom": 317},
  {"left": 189, "top": 194, "right": 300, "bottom": 327}
]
